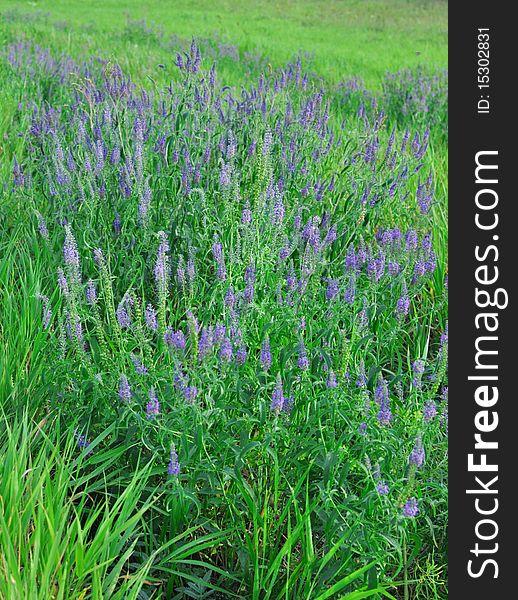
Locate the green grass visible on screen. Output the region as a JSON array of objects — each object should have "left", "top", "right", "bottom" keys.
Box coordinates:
[
  {"left": 0, "top": 2, "right": 447, "bottom": 598},
  {"left": 0, "top": 0, "right": 447, "bottom": 87}
]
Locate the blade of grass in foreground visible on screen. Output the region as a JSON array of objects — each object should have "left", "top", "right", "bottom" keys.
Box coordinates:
[{"left": 0, "top": 412, "right": 156, "bottom": 599}]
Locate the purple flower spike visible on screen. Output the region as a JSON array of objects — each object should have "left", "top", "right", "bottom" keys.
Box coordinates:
[
  {"left": 298, "top": 340, "right": 310, "bottom": 371},
  {"left": 326, "top": 278, "right": 339, "bottom": 301},
  {"left": 403, "top": 497, "right": 419, "bottom": 517},
  {"left": 164, "top": 328, "right": 186, "bottom": 350},
  {"left": 145, "top": 304, "right": 158, "bottom": 331},
  {"left": 183, "top": 386, "right": 198, "bottom": 403},
  {"left": 37, "top": 213, "right": 49, "bottom": 240},
  {"left": 220, "top": 337, "right": 233, "bottom": 362},
  {"left": 326, "top": 370, "right": 338, "bottom": 389},
  {"left": 118, "top": 374, "right": 132, "bottom": 401},
  {"left": 146, "top": 387, "right": 160, "bottom": 419},
  {"left": 63, "top": 226, "right": 80, "bottom": 270},
  {"left": 409, "top": 434, "right": 425, "bottom": 468},
  {"left": 224, "top": 286, "right": 235, "bottom": 308},
  {"left": 423, "top": 401, "right": 437, "bottom": 422},
  {"left": 261, "top": 337, "right": 272, "bottom": 371},
  {"left": 271, "top": 375, "right": 284, "bottom": 412},
  {"left": 377, "top": 481, "right": 389, "bottom": 496},
  {"left": 57, "top": 268, "right": 69, "bottom": 296},
  {"left": 131, "top": 354, "right": 148, "bottom": 375},
  {"left": 116, "top": 303, "right": 131, "bottom": 328},
  {"left": 74, "top": 430, "right": 90, "bottom": 450},
  {"left": 168, "top": 444, "right": 180, "bottom": 476}
]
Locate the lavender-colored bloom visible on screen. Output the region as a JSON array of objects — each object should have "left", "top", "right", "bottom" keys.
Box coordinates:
[
  {"left": 212, "top": 238, "right": 224, "bottom": 263},
  {"left": 272, "top": 196, "right": 285, "bottom": 225},
  {"left": 37, "top": 213, "right": 49, "bottom": 240},
  {"left": 110, "top": 144, "right": 120, "bottom": 165},
  {"left": 283, "top": 395, "right": 294, "bottom": 414},
  {"left": 286, "top": 265, "right": 297, "bottom": 291},
  {"left": 412, "top": 359, "right": 425, "bottom": 375},
  {"left": 226, "top": 130, "right": 236, "bottom": 160},
  {"left": 425, "top": 250, "right": 437, "bottom": 274},
  {"left": 358, "top": 422, "right": 367, "bottom": 435},
  {"left": 279, "top": 239, "right": 290, "bottom": 260},
  {"left": 326, "top": 278, "right": 339, "bottom": 301},
  {"left": 376, "top": 379, "right": 392, "bottom": 426},
  {"left": 220, "top": 337, "right": 233, "bottom": 362},
  {"left": 241, "top": 204, "right": 252, "bottom": 226},
  {"left": 146, "top": 387, "right": 160, "bottom": 419},
  {"left": 176, "top": 261, "right": 186, "bottom": 287},
  {"left": 213, "top": 323, "right": 226, "bottom": 344},
  {"left": 409, "top": 434, "right": 425, "bottom": 468},
  {"left": 262, "top": 129, "right": 273, "bottom": 156},
  {"left": 356, "top": 361, "right": 367, "bottom": 388},
  {"left": 297, "top": 340, "right": 310, "bottom": 371},
  {"left": 224, "top": 286, "right": 235, "bottom": 308},
  {"left": 375, "top": 377, "right": 388, "bottom": 406},
  {"left": 139, "top": 182, "right": 152, "bottom": 223},
  {"left": 131, "top": 354, "right": 148, "bottom": 375},
  {"left": 271, "top": 375, "right": 284, "bottom": 412},
  {"left": 86, "top": 280, "right": 97, "bottom": 305},
  {"left": 367, "top": 251, "right": 385, "bottom": 282},
  {"left": 388, "top": 261, "right": 400, "bottom": 277},
  {"left": 441, "top": 322, "right": 449, "bottom": 345},
  {"left": 183, "top": 386, "right": 198, "bottom": 403},
  {"left": 145, "top": 304, "right": 157, "bottom": 331},
  {"left": 219, "top": 162, "right": 232, "bottom": 187},
  {"left": 244, "top": 283, "right": 254, "bottom": 304},
  {"left": 57, "top": 267, "right": 69, "bottom": 296},
  {"left": 168, "top": 444, "right": 180, "bottom": 476},
  {"left": 357, "top": 240, "right": 367, "bottom": 264},
  {"left": 118, "top": 374, "right": 132, "bottom": 401},
  {"left": 93, "top": 248, "right": 104, "bottom": 266},
  {"left": 377, "top": 481, "right": 389, "bottom": 496},
  {"left": 74, "top": 317, "right": 84, "bottom": 344},
  {"left": 74, "top": 430, "right": 90, "bottom": 450},
  {"left": 441, "top": 385, "right": 448, "bottom": 402},
  {"left": 403, "top": 497, "right": 419, "bottom": 517},
  {"left": 326, "top": 369, "right": 338, "bottom": 389},
  {"left": 63, "top": 226, "right": 80, "bottom": 270},
  {"left": 116, "top": 303, "right": 131, "bottom": 328},
  {"left": 412, "top": 359, "right": 425, "bottom": 387},
  {"left": 413, "top": 258, "right": 425, "bottom": 279},
  {"left": 396, "top": 285, "right": 410, "bottom": 317},
  {"left": 216, "top": 261, "right": 227, "bottom": 281},
  {"left": 325, "top": 225, "right": 337, "bottom": 245},
  {"left": 38, "top": 294, "right": 52, "bottom": 329},
  {"left": 164, "top": 328, "right": 186, "bottom": 350},
  {"left": 423, "top": 401, "right": 437, "bottom": 422},
  {"left": 113, "top": 212, "right": 121, "bottom": 235},
  {"left": 260, "top": 337, "right": 272, "bottom": 371},
  {"left": 345, "top": 245, "right": 357, "bottom": 273},
  {"left": 154, "top": 232, "right": 169, "bottom": 288},
  {"left": 236, "top": 343, "right": 247, "bottom": 365},
  {"left": 405, "top": 230, "right": 418, "bottom": 251},
  {"left": 198, "top": 326, "right": 214, "bottom": 360},
  {"left": 244, "top": 264, "right": 256, "bottom": 284}
]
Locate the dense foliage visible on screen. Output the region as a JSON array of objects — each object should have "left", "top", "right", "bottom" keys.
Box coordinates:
[{"left": 1, "top": 14, "right": 447, "bottom": 599}]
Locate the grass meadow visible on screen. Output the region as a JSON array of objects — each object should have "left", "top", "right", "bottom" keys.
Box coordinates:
[{"left": 0, "top": 1, "right": 448, "bottom": 598}]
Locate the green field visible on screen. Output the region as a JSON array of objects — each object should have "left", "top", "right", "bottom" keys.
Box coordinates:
[
  {"left": 0, "top": 2, "right": 448, "bottom": 598},
  {"left": 0, "top": 0, "right": 447, "bottom": 85}
]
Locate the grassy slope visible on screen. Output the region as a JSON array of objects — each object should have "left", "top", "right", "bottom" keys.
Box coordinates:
[
  {"left": 0, "top": 3, "right": 448, "bottom": 597},
  {"left": 0, "top": 0, "right": 447, "bottom": 86}
]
